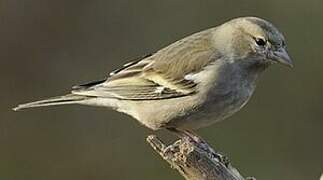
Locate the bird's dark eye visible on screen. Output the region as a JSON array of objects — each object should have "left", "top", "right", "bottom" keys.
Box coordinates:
[
  {"left": 255, "top": 37, "right": 267, "bottom": 46},
  {"left": 282, "top": 40, "right": 286, "bottom": 47}
]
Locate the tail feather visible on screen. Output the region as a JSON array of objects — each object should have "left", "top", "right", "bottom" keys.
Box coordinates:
[{"left": 13, "top": 94, "right": 89, "bottom": 111}]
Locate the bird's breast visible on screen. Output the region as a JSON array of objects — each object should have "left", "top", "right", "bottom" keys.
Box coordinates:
[
  {"left": 174, "top": 70, "right": 257, "bottom": 130},
  {"left": 205, "top": 80, "right": 255, "bottom": 118}
]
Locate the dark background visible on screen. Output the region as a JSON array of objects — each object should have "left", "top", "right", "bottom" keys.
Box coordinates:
[{"left": 1, "top": 0, "right": 322, "bottom": 179}]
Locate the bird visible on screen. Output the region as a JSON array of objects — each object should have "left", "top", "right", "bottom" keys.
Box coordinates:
[{"left": 13, "top": 17, "right": 293, "bottom": 139}]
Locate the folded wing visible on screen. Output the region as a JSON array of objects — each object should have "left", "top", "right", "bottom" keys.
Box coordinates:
[{"left": 72, "top": 29, "right": 217, "bottom": 100}]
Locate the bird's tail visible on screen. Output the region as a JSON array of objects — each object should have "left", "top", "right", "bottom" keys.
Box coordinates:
[{"left": 13, "top": 94, "right": 90, "bottom": 111}]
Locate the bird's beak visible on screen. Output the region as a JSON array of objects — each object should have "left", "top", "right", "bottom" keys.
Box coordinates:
[{"left": 270, "top": 48, "right": 293, "bottom": 68}]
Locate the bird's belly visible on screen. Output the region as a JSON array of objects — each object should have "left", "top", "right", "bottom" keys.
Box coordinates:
[{"left": 168, "top": 87, "right": 253, "bottom": 130}]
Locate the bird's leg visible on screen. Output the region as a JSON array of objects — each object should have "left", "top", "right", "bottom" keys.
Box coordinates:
[
  {"left": 166, "top": 128, "right": 230, "bottom": 166},
  {"left": 166, "top": 128, "right": 207, "bottom": 144},
  {"left": 166, "top": 127, "right": 199, "bottom": 142},
  {"left": 184, "top": 129, "right": 230, "bottom": 166},
  {"left": 183, "top": 129, "right": 208, "bottom": 144}
]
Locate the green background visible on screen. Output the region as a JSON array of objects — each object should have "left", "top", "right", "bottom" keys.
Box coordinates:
[{"left": 1, "top": 0, "right": 322, "bottom": 179}]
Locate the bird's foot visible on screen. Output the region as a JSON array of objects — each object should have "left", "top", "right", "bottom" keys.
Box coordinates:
[
  {"left": 166, "top": 128, "right": 205, "bottom": 143},
  {"left": 166, "top": 128, "right": 230, "bottom": 166}
]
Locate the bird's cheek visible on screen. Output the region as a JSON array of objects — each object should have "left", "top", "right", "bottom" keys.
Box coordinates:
[{"left": 265, "top": 50, "right": 274, "bottom": 60}]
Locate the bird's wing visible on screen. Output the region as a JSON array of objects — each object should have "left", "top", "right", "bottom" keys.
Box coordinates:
[{"left": 72, "top": 29, "right": 218, "bottom": 100}]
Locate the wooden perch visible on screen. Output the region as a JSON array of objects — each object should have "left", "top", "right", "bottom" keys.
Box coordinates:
[{"left": 147, "top": 135, "right": 255, "bottom": 180}]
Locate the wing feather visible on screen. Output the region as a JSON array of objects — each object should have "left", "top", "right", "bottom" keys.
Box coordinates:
[{"left": 72, "top": 28, "right": 217, "bottom": 100}]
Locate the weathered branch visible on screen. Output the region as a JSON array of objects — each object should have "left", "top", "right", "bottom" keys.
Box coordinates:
[{"left": 147, "top": 135, "right": 255, "bottom": 180}]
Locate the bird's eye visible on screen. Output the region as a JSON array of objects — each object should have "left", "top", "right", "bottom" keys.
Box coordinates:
[
  {"left": 282, "top": 40, "right": 286, "bottom": 47},
  {"left": 254, "top": 37, "right": 267, "bottom": 46}
]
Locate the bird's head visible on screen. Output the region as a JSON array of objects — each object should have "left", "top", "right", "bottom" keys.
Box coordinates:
[{"left": 213, "top": 17, "right": 293, "bottom": 70}]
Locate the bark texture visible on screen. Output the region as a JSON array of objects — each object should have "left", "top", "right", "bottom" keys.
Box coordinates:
[{"left": 147, "top": 135, "right": 255, "bottom": 180}]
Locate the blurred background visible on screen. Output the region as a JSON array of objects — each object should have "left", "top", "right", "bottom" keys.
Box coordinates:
[{"left": 1, "top": 0, "right": 322, "bottom": 179}]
